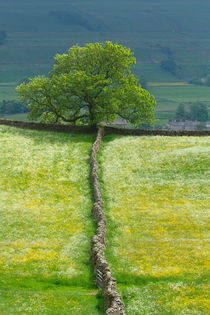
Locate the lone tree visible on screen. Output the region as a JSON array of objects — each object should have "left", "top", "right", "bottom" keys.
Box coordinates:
[{"left": 16, "top": 42, "right": 156, "bottom": 127}]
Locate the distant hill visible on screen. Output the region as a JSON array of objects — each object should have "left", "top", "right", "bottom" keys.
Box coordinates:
[
  {"left": 0, "top": 30, "right": 6, "bottom": 45},
  {"left": 0, "top": 0, "right": 210, "bottom": 84}
]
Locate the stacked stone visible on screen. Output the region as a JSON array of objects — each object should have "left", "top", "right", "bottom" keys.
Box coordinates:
[
  {"left": 104, "top": 126, "right": 210, "bottom": 136},
  {"left": 1, "top": 119, "right": 209, "bottom": 136},
  {"left": 0, "top": 119, "right": 96, "bottom": 134},
  {"left": 90, "top": 127, "right": 125, "bottom": 315}
]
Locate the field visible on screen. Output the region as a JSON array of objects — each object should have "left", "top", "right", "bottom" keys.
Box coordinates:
[
  {"left": 0, "top": 125, "right": 104, "bottom": 314},
  {"left": 1, "top": 124, "right": 209, "bottom": 313},
  {"left": 147, "top": 84, "right": 210, "bottom": 125},
  {"left": 99, "top": 135, "right": 210, "bottom": 314},
  {"left": 0, "top": 113, "right": 30, "bottom": 121},
  {"left": 0, "top": 83, "right": 17, "bottom": 102}
]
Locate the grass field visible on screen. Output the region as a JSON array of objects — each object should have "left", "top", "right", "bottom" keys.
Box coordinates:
[
  {"left": 149, "top": 85, "right": 210, "bottom": 103},
  {"left": 0, "top": 126, "right": 103, "bottom": 314},
  {"left": 0, "top": 113, "right": 30, "bottom": 121},
  {"left": 0, "top": 83, "right": 17, "bottom": 102},
  {"left": 149, "top": 85, "right": 210, "bottom": 124},
  {"left": 99, "top": 135, "right": 210, "bottom": 314}
]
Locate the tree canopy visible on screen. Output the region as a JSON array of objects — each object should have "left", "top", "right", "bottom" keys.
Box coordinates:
[
  {"left": 0, "top": 100, "right": 28, "bottom": 115},
  {"left": 16, "top": 41, "right": 156, "bottom": 127},
  {"left": 176, "top": 102, "right": 209, "bottom": 122}
]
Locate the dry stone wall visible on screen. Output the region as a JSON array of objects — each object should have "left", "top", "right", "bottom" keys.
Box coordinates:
[
  {"left": 90, "top": 127, "right": 125, "bottom": 315},
  {"left": 104, "top": 126, "right": 210, "bottom": 136},
  {"left": 0, "top": 119, "right": 96, "bottom": 134},
  {"left": 1, "top": 119, "right": 209, "bottom": 136}
]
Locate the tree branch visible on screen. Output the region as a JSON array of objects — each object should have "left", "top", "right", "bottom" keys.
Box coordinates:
[
  {"left": 61, "top": 113, "right": 89, "bottom": 123},
  {"left": 30, "top": 96, "right": 88, "bottom": 124}
]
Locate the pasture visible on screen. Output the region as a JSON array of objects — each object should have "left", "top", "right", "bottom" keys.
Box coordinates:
[
  {"left": 149, "top": 85, "right": 210, "bottom": 124},
  {"left": 99, "top": 135, "right": 210, "bottom": 314},
  {"left": 0, "top": 113, "right": 29, "bottom": 121},
  {"left": 0, "top": 83, "right": 17, "bottom": 102},
  {"left": 0, "top": 126, "right": 103, "bottom": 314}
]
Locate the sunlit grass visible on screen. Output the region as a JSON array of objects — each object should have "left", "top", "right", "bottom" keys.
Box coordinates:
[
  {"left": 99, "top": 135, "right": 210, "bottom": 314},
  {"left": 0, "top": 125, "right": 103, "bottom": 314}
]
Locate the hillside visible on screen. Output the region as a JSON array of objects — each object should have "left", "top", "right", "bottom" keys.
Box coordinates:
[
  {"left": 0, "top": 126, "right": 103, "bottom": 314},
  {"left": 1, "top": 0, "right": 210, "bottom": 84},
  {"left": 0, "top": 123, "right": 209, "bottom": 313},
  {"left": 99, "top": 135, "right": 210, "bottom": 314}
]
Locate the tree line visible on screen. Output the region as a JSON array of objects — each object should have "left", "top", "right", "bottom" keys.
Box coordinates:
[
  {"left": 176, "top": 102, "right": 209, "bottom": 122},
  {"left": 189, "top": 75, "right": 210, "bottom": 87},
  {"left": 0, "top": 100, "right": 28, "bottom": 115}
]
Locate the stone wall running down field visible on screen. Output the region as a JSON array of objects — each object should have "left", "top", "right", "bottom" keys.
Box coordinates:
[
  {"left": 90, "top": 127, "right": 125, "bottom": 315},
  {"left": 1, "top": 118, "right": 209, "bottom": 313}
]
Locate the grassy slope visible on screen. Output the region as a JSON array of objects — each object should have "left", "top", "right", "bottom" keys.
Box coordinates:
[
  {"left": 1, "top": 0, "right": 210, "bottom": 84},
  {"left": 148, "top": 85, "right": 210, "bottom": 124},
  {"left": 0, "top": 113, "right": 30, "bottom": 121},
  {"left": 0, "top": 83, "right": 17, "bottom": 102},
  {"left": 99, "top": 135, "right": 210, "bottom": 314},
  {"left": 0, "top": 126, "right": 103, "bottom": 314}
]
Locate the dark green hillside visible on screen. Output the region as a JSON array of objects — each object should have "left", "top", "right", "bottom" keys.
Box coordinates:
[
  {"left": 1, "top": 0, "right": 210, "bottom": 83},
  {"left": 0, "top": 30, "right": 6, "bottom": 45}
]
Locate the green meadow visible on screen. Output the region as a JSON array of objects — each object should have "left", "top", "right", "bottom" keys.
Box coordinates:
[
  {"left": 0, "top": 83, "right": 17, "bottom": 102},
  {"left": 0, "top": 113, "right": 29, "bottom": 121},
  {"left": 1, "top": 124, "right": 209, "bottom": 313},
  {"left": 0, "top": 125, "right": 103, "bottom": 314},
  {"left": 99, "top": 135, "right": 210, "bottom": 314}
]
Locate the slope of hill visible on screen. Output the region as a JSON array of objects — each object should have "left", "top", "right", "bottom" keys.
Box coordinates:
[
  {"left": 0, "top": 126, "right": 103, "bottom": 314},
  {"left": 1, "top": 123, "right": 209, "bottom": 312},
  {"left": 1, "top": 0, "right": 210, "bottom": 84},
  {"left": 99, "top": 134, "right": 210, "bottom": 314}
]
